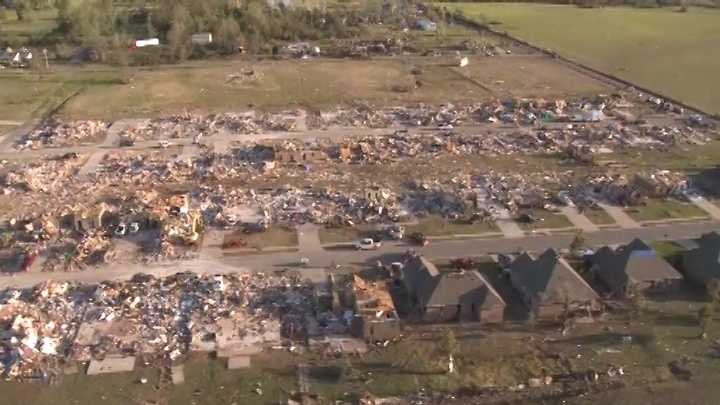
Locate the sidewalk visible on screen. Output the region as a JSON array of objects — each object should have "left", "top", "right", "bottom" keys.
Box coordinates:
[
  {"left": 597, "top": 203, "right": 640, "bottom": 229},
  {"left": 689, "top": 196, "right": 720, "bottom": 221},
  {"left": 559, "top": 206, "right": 598, "bottom": 232}
]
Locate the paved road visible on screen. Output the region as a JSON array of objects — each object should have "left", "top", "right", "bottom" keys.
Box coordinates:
[{"left": 2, "top": 220, "right": 717, "bottom": 289}]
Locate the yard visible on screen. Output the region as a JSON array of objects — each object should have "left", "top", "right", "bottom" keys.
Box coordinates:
[
  {"left": 625, "top": 198, "right": 709, "bottom": 222},
  {"left": 516, "top": 208, "right": 574, "bottom": 231},
  {"left": 582, "top": 205, "right": 616, "bottom": 226},
  {"left": 222, "top": 226, "right": 298, "bottom": 251},
  {"left": 438, "top": 3, "right": 720, "bottom": 114},
  {"left": 318, "top": 225, "right": 379, "bottom": 244},
  {"left": 405, "top": 214, "right": 500, "bottom": 237}
]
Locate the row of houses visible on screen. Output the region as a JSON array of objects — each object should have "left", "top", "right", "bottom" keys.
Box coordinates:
[
  {"left": 399, "top": 234, "right": 720, "bottom": 325},
  {"left": 345, "top": 233, "right": 720, "bottom": 341}
]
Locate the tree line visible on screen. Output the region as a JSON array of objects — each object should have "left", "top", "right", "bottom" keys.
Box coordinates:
[{"left": 3, "top": 0, "right": 373, "bottom": 64}]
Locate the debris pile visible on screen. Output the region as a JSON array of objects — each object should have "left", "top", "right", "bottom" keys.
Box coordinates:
[
  {"left": 1, "top": 155, "right": 84, "bottom": 194},
  {"left": 0, "top": 272, "right": 317, "bottom": 380},
  {"left": 16, "top": 120, "right": 107, "bottom": 150}
]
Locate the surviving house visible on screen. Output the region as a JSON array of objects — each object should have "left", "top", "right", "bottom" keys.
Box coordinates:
[
  {"left": 509, "top": 249, "right": 599, "bottom": 320},
  {"left": 402, "top": 256, "right": 506, "bottom": 323},
  {"left": 348, "top": 275, "right": 401, "bottom": 342},
  {"left": 592, "top": 239, "right": 683, "bottom": 296},
  {"left": 683, "top": 232, "right": 720, "bottom": 288}
]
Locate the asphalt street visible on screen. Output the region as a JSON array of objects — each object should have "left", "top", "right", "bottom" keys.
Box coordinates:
[{"left": 1, "top": 220, "right": 717, "bottom": 289}]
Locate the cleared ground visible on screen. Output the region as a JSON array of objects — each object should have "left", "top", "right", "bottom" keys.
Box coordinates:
[{"left": 439, "top": 3, "right": 720, "bottom": 114}]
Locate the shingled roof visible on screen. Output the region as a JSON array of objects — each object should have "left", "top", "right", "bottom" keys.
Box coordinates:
[
  {"left": 402, "top": 256, "right": 505, "bottom": 310},
  {"left": 593, "top": 239, "right": 682, "bottom": 293},
  {"left": 684, "top": 232, "right": 720, "bottom": 286},
  {"left": 509, "top": 249, "right": 598, "bottom": 304}
]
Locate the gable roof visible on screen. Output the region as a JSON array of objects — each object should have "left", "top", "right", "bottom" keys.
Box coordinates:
[
  {"left": 510, "top": 249, "right": 598, "bottom": 304},
  {"left": 594, "top": 238, "right": 682, "bottom": 291},
  {"left": 683, "top": 232, "right": 720, "bottom": 285},
  {"left": 402, "top": 256, "right": 505, "bottom": 309}
]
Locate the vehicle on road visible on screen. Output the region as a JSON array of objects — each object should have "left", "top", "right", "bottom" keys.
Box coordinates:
[
  {"left": 355, "top": 238, "right": 382, "bottom": 250},
  {"left": 408, "top": 232, "right": 429, "bottom": 246}
]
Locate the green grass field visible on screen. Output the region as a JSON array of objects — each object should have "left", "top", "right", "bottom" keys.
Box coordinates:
[
  {"left": 405, "top": 214, "right": 500, "bottom": 236},
  {"left": 625, "top": 198, "right": 709, "bottom": 222},
  {"left": 437, "top": 3, "right": 720, "bottom": 114},
  {"left": 517, "top": 208, "right": 574, "bottom": 230}
]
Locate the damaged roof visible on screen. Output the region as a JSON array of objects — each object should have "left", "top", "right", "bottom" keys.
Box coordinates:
[{"left": 683, "top": 232, "right": 720, "bottom": 286}]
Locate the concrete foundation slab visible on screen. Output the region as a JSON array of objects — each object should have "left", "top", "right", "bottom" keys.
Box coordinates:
[{"left": 87, "top": 356, "right": 136, "bottom": 375}]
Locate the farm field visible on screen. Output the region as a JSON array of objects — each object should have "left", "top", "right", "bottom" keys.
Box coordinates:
[{"left": 437, "top": 3, "right": 720, "bottom": 114}]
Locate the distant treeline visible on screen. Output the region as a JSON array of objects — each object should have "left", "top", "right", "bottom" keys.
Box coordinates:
[
  {"left": 437, "top": 0, "right": 719, "bottom": 7},
  {"left": 2, "top": 0, "right": 427, "bottom": 65}
]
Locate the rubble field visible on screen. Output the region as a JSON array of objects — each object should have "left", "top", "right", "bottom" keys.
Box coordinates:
[{"left": 0, "top": 92, "right": 716, "bottom": 272}]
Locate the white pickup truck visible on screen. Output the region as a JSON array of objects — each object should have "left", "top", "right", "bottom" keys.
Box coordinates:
[{"left": 355, "top": 238, "right": 382, "bottom": 250}]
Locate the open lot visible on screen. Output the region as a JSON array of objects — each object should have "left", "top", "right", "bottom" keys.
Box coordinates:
[
  {"left": 0, "top": 50, "right": 611, "bottom": 121},
  {"left": 56, "top": 59, "right": 493, "bottom": 120},
  {"left": 438, "top": 3, "right": 720, "bottom": 114}
]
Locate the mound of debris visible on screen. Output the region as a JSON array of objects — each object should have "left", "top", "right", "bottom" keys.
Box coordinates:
[{"left": 16, "top": 120, "right": 108, "bottom": 150}]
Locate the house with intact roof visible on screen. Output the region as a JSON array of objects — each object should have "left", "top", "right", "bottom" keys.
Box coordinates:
[
  {"left": 508, "top": 249, "right": 600, "bottom": 320},
  {"left": 592, "top": 239, "right": 683, "bottom": 297},
  {"left": 402, "top": 256, "right": 506, "bottom": 323},
  {"left": 683, "top": 232, "right": 720, "bottom": 289}
]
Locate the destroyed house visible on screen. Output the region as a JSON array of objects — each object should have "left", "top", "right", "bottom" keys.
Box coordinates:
[
  {"left": 509, "top": 249, "right": 599, "bottom": 320},
  {"left": 363, "top": 186, "right": 391, "bottom": 204},
  {"left": 273, "top": 146, "right": 327, "bottom": 164},
  {"left": 592, "top": 239, "right": 683, "bottom": 296},
  {"left": 402, "top": 256, "right": 505, "bottom": 323},
  {"left": 632, "top": 171, "right": 688, "bottom": 198},
  {"left": 72, "top": 203, "right": 110, "bottom": 233},
  {"left": 683, "top": 232, "right": 720, "bottom": 288},
  {"left": 349, "top": 275, "right": 401, "bottom": 342}
]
